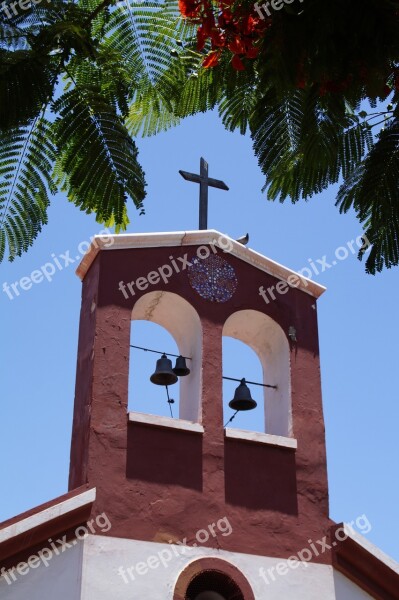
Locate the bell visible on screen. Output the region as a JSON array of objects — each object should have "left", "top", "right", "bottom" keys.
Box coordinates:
[
  {"left": 229, "top": 379, "right": 257, "bottom": 411},
  {"left": 150, "top": 354, "right": 178, "bottom": 386},
  {"left": 173, "top": 355, "right": 190, "bottom": 377}
]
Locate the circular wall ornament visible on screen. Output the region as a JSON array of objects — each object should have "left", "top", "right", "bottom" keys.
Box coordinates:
[{"left": 188, "top": 254, "right": 237, "bottom": 303}]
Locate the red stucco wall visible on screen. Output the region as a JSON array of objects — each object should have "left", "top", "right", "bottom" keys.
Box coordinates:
[{"left": 69, "top": 245, "right": 332, "bottom": 562}]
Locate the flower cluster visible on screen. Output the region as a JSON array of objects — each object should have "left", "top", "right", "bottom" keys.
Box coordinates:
[{"left": 178, "top": 0, "right": 270, "bottom": 69}]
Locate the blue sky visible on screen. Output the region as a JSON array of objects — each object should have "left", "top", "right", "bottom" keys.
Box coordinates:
[{"left": 1, "top": 110, "right": 398, "bottom": 562}]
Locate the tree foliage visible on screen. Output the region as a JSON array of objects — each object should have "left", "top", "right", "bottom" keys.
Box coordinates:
[
  {"left": 0, "top": 0, "right": 151, "bottom": 261},
  {"left": 0, "top": 0, "right": 398, "bottom": 273}
]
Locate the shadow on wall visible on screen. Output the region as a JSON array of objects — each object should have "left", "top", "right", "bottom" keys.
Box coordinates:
[
  {"left": 126, "top": 423, "right": 203, "bottom": 491},
  {"left": 225, "top": 440, "right": 298, "bottom": 514}
]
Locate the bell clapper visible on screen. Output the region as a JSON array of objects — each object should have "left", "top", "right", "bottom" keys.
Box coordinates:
[
  {"left": 165, "top": 385, "right": 174, "bottom": 418},
  {"left": 224, "top": 410, "right": 239, "bottom": 429}
]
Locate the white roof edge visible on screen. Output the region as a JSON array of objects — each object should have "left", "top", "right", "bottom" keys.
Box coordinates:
[
  {"left": 342, "top": 524, "right": 399, "bottom": 575},
  {"left": 0, "top": 488, "right": 96, "bottom": 545},
  {"left": 225, "top": 428, "right": 297, "bottom": 449},
  {"left": 76, "top": 230, "right": 326, "bottom": 299},
  {"left": 128, "top": 411, "right": 204, "bottom": 433}
]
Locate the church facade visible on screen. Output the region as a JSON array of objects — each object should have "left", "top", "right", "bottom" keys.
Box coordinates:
[{"left": 1, "top": 230, "right": 398, "bottom": 599}]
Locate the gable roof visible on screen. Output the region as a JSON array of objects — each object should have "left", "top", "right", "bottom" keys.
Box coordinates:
[
  {"left": 331, "top": 523, "right": 399, "bottom": 599},
  {"left": 1, "top": 490, "right": 399, "bottom": 598},
  {"left": 76, "top": 230, "right": 326, "bottom": 299},
  {"left": 0, "top": 486, "right": 95, "bottom": 566}
]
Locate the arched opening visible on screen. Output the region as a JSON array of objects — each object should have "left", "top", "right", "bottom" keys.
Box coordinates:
[
  {"left": 185, "top": 570, "right": 244, "bottom": 600},
  {"left": 173, "top": 558, "right": 255, "bottom": 600},
  {"left": 130, "top": 291, "right": 202, "bottom": 422},
  {"left": 223, "top": 309, "right": 291, "bottom": 437},
  {"left": 129, "top": 321, "right": 181, "bottom": 418},
  {"left": 222, "top": 337, "right": 264, "bottom": 432}
]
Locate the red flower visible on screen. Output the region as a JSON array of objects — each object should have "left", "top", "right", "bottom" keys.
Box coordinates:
[
  {"left": 196, "top": 12, "right": 216, "bottom": 50},
  {"left": 184, "top": 0, "right": 266, "bottom": 71},
  {"left": 218, "top": 9, "right": 233, "bottom": 27},
  {"left": 243, "top": 15, "right": 258, "bottom": 34},
  {"left": 210, "top": 29, "right": 226, "bottom": 48},
  {"left": 228, "top": 36, "right": 246, "bottom": 55},
  {"left": 197, "top": 26, "right": 208, "bottom": 51},
  {"left": 179, "top": 0, "right": 200, "bottom": 18},
  {"left": 203, "top": 50, "right": 221, "bottom": 68},
  {"left": 231, "top": 54, "right": 245, "bottom": 70},
  {"left": 245, "top": 45, "right": 259, "bottom": 59}
]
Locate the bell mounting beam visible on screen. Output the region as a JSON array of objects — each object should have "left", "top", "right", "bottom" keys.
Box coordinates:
[
  {"left": 179, "top": 157, "right": 229, "bottom": 230},
  {"left": 223, "top": 375, "right": 277, "bottom": 390},
  {"left": 130, "top": 344, "right": 191, "bottom": 360}
]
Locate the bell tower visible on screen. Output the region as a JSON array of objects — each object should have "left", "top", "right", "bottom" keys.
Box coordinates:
[
  {"left": 2, "top": 173, "right": 398, "bottom": 599},
  {"left": 0, "top": 159, "right": 399, "bottom": 600},
  {"left": 68, "top": 227, "right": 344, "bottom": 597},
  {"left": 2, "top": 225, "right": 397, "bottom": 600}
]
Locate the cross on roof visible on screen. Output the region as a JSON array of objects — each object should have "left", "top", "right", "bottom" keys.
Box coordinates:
[{"left": 179, "top": 157, "right": 229, "bottom": 230}]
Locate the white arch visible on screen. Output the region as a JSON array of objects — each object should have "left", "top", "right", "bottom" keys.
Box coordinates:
[
  {"left": 223, "top": 310, "right": 291, "bottom": 436},
  {"left": 131, "top": 291, "right": 202, "bottom": 422}
]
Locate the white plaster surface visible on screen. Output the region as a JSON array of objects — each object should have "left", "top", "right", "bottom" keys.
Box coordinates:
[
  {"left": 333, "top": 570, "right": 374, "bottom": 599},
  {"left": 225, "top": 427, "right": 297, "bottom": 449},
  {"left": 128, "top": 411, "right": 204, "bottom": 433},
  {"left": 0, "top": 541, "right": 83, "bottom": 600},
  {"left": 0, "top": 535, "right": 383, "bottom": 599},
  {"left": 78, "top": 535, "right": 373, "bottom": 600}
]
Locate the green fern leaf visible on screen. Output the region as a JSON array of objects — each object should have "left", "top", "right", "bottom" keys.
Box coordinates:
[
  {"left": 0, "top": 117, "right": 56, "bottom": 261},
  {"left": 53, "top": 86, "right": 146, "bottom": 226},
  {"left": 337, "top": 118, "right": 399, "bottom": 273}
]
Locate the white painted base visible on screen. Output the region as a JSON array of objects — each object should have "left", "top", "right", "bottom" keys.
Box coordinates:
[
  {"left": 80, "top": 536, "right": 373, "bottom": 600},
  {"left": 0, "top": 542, "right": 83, "bottom": 600},
  {"left": 0, "top": 535, "right": 374, "bottom": 600}
]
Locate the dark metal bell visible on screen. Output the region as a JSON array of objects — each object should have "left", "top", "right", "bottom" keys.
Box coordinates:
[
  {"left": 229, "top": 379, "right": 257, "bottom": 411},
  {"left": 150, "top": 354, "right": 178, "bottom": 386},
  {"left": 173, "top": 355, "right": 190, "bottom": 377}
]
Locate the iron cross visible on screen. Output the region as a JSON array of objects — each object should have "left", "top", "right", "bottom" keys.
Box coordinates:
[{"left": 179, "top": 157, "right": 229, "bottom": 230}]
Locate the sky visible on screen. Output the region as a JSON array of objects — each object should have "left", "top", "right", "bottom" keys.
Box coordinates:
[{"left": 1, "top": 109, "right": 398, "bottom": 563}]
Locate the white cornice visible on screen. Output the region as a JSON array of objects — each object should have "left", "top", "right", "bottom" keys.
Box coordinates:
[
  {"left": 341, "top": 524, "right": 399, "bottom": 575},
  {"left": 128, "top": 411, "right": 204, "bottom": 433},
  {"left": 225, "top": 428, "right": 297, "bottom": 449},
  {"left": 76, "top": 230, "right": 326, "bottom": 299},
  {"left": 0, "top": 488, "right": 96, "bottom": 545}
]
